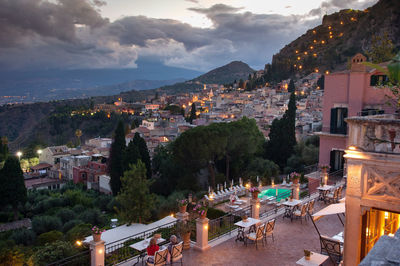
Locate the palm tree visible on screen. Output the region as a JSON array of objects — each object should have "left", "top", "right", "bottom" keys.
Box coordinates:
[{"left": 75, "top": 129, "right": 82, "bottom": 147}]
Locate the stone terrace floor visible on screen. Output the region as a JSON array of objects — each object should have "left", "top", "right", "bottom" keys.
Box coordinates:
[{"left": 183, "top": 200, "right": 343, "bottom": 266}]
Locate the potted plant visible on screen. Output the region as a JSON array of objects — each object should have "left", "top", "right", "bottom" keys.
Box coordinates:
[
  {"left": 177, "top": 199, "right": 188, "bottom": 213},
  {"left": 193, "top": 202, "right": 208, "bottom": 219},
  {"left": 304, "top": 250, "right": 312, "bottom": 260},
  {"left": 176, "top": 221, "right": 192, "bottom": 250},
  {"left": 290, "top": 172, "right": 301, "bottom": 184},
  {"left": 92, "top": 226, "right": 105, "bottom": 242},
  {"left": 319, "top": 164, "right": 330, "bottom": 174},
  {"left": 249, "top": 187, "right": 260, "bottom": 199}
]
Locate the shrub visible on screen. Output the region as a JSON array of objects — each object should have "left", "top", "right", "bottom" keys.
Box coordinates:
[
  {"left": 78, "top": 209, "right": 106, "bottom": 226},
  {"left": 0, "top": 247, "right": 26, "bottom": 265},
  {"left": 33, "top": 240, "right": 77, "bottom": 265},
  {"left": 32, "top": 216, "right": 62, "bottom": 235},
  {"left": 64, "top": 190, "right": 93, "bottom": 207},
  {"left": 97, "top": 195, "right": 112, "bottom": 211},
  {"left": 62, "top": 219, "right": 84, "bottom": 233},
  {"left": 72, "top": 204, "right": 85, "bottom": 214},
  {"left": 38, "top": 230, "right": 64, "bottom": 246},
  {"left": 10, "top": 229, "right": 36, "bottom": 246},
  {"left": 206, "top": 208, "right": 226, "bottom": 220},
  {"left": 65, "top": 224, "right": 92, "bottom": 242},
  {"left": 56, "top": 208, "right": 76, "bottom": 224}
]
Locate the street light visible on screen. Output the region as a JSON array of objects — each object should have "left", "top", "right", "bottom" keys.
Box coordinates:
[
  {"left": 37, "top": 149, "right": 42, "bottom": 156},
  {"left": 16, "top": 151, "right": 22, "bottom": 160}
]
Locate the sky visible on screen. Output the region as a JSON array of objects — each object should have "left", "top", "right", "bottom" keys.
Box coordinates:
[{"left": 0, "top": 0, "right": 379, "bottom": 72}]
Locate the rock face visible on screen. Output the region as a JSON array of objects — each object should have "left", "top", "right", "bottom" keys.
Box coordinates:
[{"left": 266, "top": 0, "right": 400, "bottom": 81}]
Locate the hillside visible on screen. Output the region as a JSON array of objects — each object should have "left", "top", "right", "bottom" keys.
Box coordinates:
[
  {"left": 192, "top": 61, "right": 255, "bottom": 84},
  {"left": 265, "top": 0, "right": 400, "bottom": 81}
]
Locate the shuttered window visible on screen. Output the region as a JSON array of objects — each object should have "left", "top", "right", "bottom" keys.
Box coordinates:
[{"left": 330, "top": 107, "right": 347, "bottom": 134}]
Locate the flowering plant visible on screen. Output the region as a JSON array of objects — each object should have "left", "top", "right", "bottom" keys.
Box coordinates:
[
  {"left": 92, "top": 226, "right": 105, "bottom": 234},
  {"left": 177, "top": 199, "right": 188, "bottom": 207},
  {"left": 193, "top": 202, "right": 208, "bottom": 216},
  {"left": 289, "top": 172, "right": 301, "bottom": 180},
  {"left": 319, "top": 164, "right": 331, "bottom": 170},
  {"left": 249, "top": 187, "right": 260, "bottom": 193}
]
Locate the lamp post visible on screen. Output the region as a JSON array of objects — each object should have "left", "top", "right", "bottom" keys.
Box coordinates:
[
  {"left": 16, "top": 151, "right": 22, "bottom": 161},
  {"left": 37, "top": 149, "right": 42, "bottom": 156}
]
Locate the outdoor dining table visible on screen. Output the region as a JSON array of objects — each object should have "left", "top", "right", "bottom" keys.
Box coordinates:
[
  {"left": 317, "top": 185, "right": 333, "bottom": 201},
  {"left": 129, "top": 237, "right": 166, "bottom": 265},
  {"left": 296, "top": 252, "right": 329, "bottom": 266},
  {"left": 234, "top": 217, "right": 261, "bottom": 243},
  {"left": 282, "top": 199, "right": 303, "bottom": 221}
]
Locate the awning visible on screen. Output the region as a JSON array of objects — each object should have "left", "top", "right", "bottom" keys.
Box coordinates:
[{"left": 313, "top": 202, "right": 345, "bottom": 220}]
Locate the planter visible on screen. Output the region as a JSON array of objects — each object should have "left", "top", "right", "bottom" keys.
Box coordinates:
[
  {"left": 252, "top": 192, "right": 259, "bottom": 200},
  {"left": 293, "top": 178, "right": 299, "bottom": 184},
  {"left": 179, "top": 205, "right": 187, "bottom": 213},
  {"left": 93, "top": 233, "right": 102, "bottom": 242},
  {"left": 182, "top": 232, "right": 191, "bottom": 250},
  {"left": 200, "top": 211, "right": 207, "bottom": 219},
  {"left": 305, "top": 255, "right": 311, "bottom": 260}
]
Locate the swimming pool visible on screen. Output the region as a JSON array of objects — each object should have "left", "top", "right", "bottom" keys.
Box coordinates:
[{"left": 258, "top": 188, "right": 291, "bottom": 201}]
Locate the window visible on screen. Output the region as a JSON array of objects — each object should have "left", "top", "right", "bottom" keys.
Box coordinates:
[
  {"left": 330, "top": 107, "right": 348, "bottom": 134},
  {"left": 360, "top": 109, "right": 384, "bottom": 116},
  {"left": 330, "top": 150, "right": 344, "bottom": 172},
  {"left": 370, "top": 75, "right": 389, "bottom": 86}
]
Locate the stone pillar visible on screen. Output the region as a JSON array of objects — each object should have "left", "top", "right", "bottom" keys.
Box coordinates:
[
  {"left": 194, "top": 218, "right": 210, "bottom": 251},
  {"left": 250, "top": 198, "right": 260, "bottom": 219},
  {"left": 293, "top": 183, "right": 300, "bottom": 200},
  {"left": 176, "top": 211, "right": 189, "bottom": 222},
  {"left": 321, "top": 170, "right": 328, "bottom": 186},
  {"left": 90, "top": 240, "right": 105, "bottom": 266}
]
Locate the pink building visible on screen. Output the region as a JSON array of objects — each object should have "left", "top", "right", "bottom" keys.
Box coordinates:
[
  {"left": 73, "top": 161, "right": 107, "bottom": 185},
  {"left": 318, "top": 53, "right": 393, "bottom": 171}
]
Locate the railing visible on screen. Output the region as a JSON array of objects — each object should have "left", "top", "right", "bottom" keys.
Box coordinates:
[
  {"left": 328, "top": 169, "right": 344, "bottom": 185},
  {"left": 208, "top": 206, "right": 251, "bottom": 241},
  {"left": 303, "top": 163, "right": 319, "bottom": 175},
  {"left": 47, "top": 249, "right": 90, "bottom": 266},
  {"left": 104, "top": 220, "right": 178, "bottom": 266}
]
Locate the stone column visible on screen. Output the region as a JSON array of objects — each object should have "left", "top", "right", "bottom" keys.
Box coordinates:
[
  {"left": 176, "top": 211, "right": 189, "bottom": 222},
  {"left": 250, "top": 198, "right": 260, "bottom": 219},
  {"left": 194, "top": 218, "right": 210, "bottom": 251},
  {"left": 293, "top": 183, "right": 300, "bottom": 200},
  {"left": 90, "top": 240, "right": 105, "bottom": 266}
]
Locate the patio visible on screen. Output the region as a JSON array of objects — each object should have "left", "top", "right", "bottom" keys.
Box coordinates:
[{"left": 184, "top": 200, "right": 343, "bottom": 265}]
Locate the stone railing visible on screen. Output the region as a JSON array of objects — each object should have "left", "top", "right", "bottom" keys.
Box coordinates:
[{"left": 346, "top": 114, "right": 400, "bottom": 154}]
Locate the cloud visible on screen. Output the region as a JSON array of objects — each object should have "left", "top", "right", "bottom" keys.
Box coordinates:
[
  {"left": 184, "top": 0, "right": 199, "bottom": 3},
  {"left": 309, "top": 0, "right": 378, "bottom": 17},
  {"left": 0, "top": 0, "right": 381, "bottom": 72}
]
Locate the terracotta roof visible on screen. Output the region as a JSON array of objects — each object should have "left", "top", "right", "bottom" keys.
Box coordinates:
[
  {"left": 30, "top": 163, "right": 52, "bottom": 170},
  {"left": 25, "top": 177, "right": 63, "bottom": 188}
]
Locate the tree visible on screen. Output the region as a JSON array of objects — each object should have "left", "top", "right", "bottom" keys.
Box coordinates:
[
  {"left": 108, "top": 120, "right": 126, "bottom": 196},
  {"left": 133, "top": 133, "right": 151, "bottom": 178},
  {"left": 116, "top": 161, "right": 155, "bottom": 224},
  {"left": 123, "top": 139, "right": 141, "bottom": 171},
  {"left": 238, "top": 79, "right": 245, "bottom": 89},
  {"left": 265, "top": 92, "right": 297, "bottom": 168},
  {"left": 0, "top": 136, "right": 8, "bottom": 162},
  {"left": 189, "top": 103, "right": 196, "bottom": 124},
  {"left": 317, "top": 75, "right": 325, "bottom": 90},
  {"left": 0, "top": 156, "right": 27, "bottom": 220},
  {"left": 75, "top": 129, "right": 82, "bottom": 147},
  {"left": 288, "top": 79, "right": 295, "bottom": 93},
  {"left": 367, "top": 32, "right": 395, "bottom": 63}
]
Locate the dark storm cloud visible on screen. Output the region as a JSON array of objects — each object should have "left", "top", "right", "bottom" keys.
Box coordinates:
[{"left": 0, "top": 0, "right": 380, "bottom": 71}]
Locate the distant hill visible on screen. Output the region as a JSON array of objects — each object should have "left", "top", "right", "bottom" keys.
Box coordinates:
[
  {"left": 266, "top": 0, "right": 400, "bottom": 81},
  {"left": 192, "top": 61, "right": 255, "bottom": 84}
]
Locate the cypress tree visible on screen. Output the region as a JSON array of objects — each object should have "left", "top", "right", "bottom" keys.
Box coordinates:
[
  {"left": 108, "top": 120, "right": 126, "bottom": 196},
  {"left": 288, "top": 79, "right": 295, "bottom": 92},
  {"left": 0, "top": 137, "right": 9, "bottom": 162},
  {"left": 0, "top": 156, "right": 27, "bottom": 220},
  {"left": 189, "top": 103, "right": 196, "bottom": 124},
  {"left": 133, "top": 133, "right": 151, "bottom": 178},
  {"left": 123, "top": 140, "right": 141, "bottom": 171}
]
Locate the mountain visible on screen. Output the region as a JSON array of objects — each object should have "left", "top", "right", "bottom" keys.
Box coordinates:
[
  {"left": 192, "top": 61, "right": 255, "bottom": 84},
  {"left": 265, "top": 0, "right": 400, "bottom": 81},
  {"left": 0, "top": 60, "right": 202, "bottom": 103}
]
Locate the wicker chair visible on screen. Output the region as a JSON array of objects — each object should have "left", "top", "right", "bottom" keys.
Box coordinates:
[
  {"left": 170, "top": 241, "right": 183, "bottom": 265},
  {"left": 307, "top": 200, "right": 315, "bottom": 215},
  {"left": 146, "top": 248, "right": 168, "bottom": 266},
  {"left": 245, "top": 223, "right": 265, "bottom": 249},
  {"left": 263, "top": 219, "right": 276, "bottom": 244},
  {"left": 325, "top": 188, "right": 339, "bottom": 204},
  {"left": 293, "top": 203, "right": 308, "bottom": 224},
  {"left": 320, "top": 235, "right": 343, "bottom": 265}
]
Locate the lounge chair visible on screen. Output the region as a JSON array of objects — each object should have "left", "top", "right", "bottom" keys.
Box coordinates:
[
  {"left": 170, "top": 241, "right": 183, "bottom": 265},
  {"left": 234, "top": 195, "right": 246, "bottom": 204},
  {"left": 245, "top": 223, "right": 265, "bottom": 249},
  {"left": 146, "top": 248, "right": 168, "bottom": 266},
  {"left": 281, "top": 180, "right": 287, "bottom": 186}
]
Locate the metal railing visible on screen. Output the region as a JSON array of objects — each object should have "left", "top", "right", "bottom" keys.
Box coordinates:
[
  {"left": 303, "top": 163, "right": 319, "bottom": 175},
  {"left": 208, "top": 206, "right": 251, "bottom": 241},
  {"left": 47, "top": 249, "right": 90, "bottom": 266},
  {"left": 104, "top": 220, "right": 178, "bottom": 266}
]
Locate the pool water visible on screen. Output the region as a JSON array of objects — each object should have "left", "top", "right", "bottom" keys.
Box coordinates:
[{"left": 258, "top": 188, "right": 291, "bottom": 201}]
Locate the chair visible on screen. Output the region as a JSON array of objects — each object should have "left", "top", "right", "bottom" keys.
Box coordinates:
[
  {"left": 325, "top": 188, "right": 339, "bottom": 204},
  {"left": 245, "top": 223, "right": 265, "bottom": 249},
  {"left": 281, "top": 179, "right": 287, "bottom": 186},
  {"left": 307, "top": 200, "right": 315, "bottom": 215},
  {"left": 337, "top": 186, "right": 343, "bottom": 200},
  {"left": 146, "top": 248, "right": 168, "bottom": 266},
  {"left": 263, "top": 219, "right": 275, "bottom": 244},
  {"left": 234, "top": 195, "right": 246, "bottom": 204},
  {"left": 320, "top": 235, "right": 343, "bottom": 265},
  {"left": 293, "top": 203, "right": 308, "bottom": 223},
  {"left": 170, "top": 241, "right": 183, "bottom": 265}
]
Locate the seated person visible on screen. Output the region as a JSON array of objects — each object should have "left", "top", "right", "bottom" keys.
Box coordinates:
[
  {"left": 167, "top": 235, "right": 178, "bottom": 261},
  {"left": 146, "top": 238, "right": 159, "bottom": 263}
]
